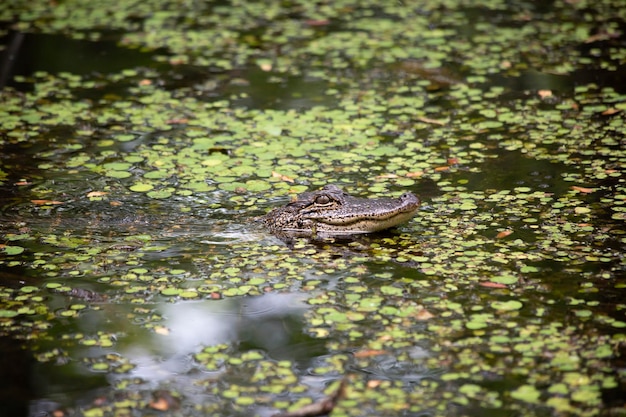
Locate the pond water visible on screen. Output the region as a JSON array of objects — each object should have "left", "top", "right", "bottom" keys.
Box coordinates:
[{"left": 1, "top": 1, "right": 625, "bottom": 416}]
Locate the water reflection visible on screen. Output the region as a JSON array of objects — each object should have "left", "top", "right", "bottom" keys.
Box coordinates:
[
  {"left": 23, "top": 292, "right": 324, "bottom": 415},
  {"left": 118, "top": 292, "right": 320, "bottom": 384}
]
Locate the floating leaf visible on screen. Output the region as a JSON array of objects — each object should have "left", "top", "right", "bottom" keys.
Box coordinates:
[
  {"left": 161, "top": 288, "right": 181, "bottom": 296},
  {"left": 511, "top": 385, "right": 541, "bottom": 403},
  {"left": 496, "top": 230, "right": 513, "bottom": 239},
  {"left": 130, "top": 182, "right": 154, "bottom": 192},
  {"left": 490, "top": 275, "right": 518, "bottom": 285},
  {"left": 86, "top": 191, "right": 108, "bottom": 197},
  {"left": 0, "top": 310, "right": 18, "bottom": 318},
  {"left": 2, "top": 245, "right": 25, "bottom": 255},
  {"left": 491, "top": 300, "right": 523, "bottom": 311},
  {"left": 31, "top": 200, "right": 64, "bottom": 205}
]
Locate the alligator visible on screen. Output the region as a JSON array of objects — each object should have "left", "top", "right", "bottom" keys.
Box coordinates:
[{"left": 262, "top": 185, "right": 420, "bottom": 236}]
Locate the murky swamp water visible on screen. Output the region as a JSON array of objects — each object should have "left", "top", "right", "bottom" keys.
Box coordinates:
[{"left": 1, "top": 2, "right": 626, "bottom": 417}]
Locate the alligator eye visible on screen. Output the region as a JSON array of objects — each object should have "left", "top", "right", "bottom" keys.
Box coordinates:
[{"left": 314, "top": 195, "right": 331, "bottom": 205}]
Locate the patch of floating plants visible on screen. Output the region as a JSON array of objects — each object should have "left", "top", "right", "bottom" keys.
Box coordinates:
[{"left": 1, "top": 0, "right": 625, "bottom": 416}]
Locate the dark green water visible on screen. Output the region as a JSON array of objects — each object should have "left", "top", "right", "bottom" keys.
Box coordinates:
[{"left": 1, "top": 2, "right": 625, "bottom": 416}]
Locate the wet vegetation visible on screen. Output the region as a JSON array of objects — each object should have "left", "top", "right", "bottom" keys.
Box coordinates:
[{"left": 0, "top": 0, "right": 625, "bottom": 416}]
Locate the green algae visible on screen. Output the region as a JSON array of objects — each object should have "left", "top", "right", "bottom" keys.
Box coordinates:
[{"left": 1, "top": 0, "right": 625, "bottom": 416}]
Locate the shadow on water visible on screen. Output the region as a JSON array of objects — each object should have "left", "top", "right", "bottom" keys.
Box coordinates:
[
  {"left": 0, "top": 29, "right": 335, "bottom": 110},
  {"left": 464, "top": 148, "right": 573, "bottom": 195},
  {"left": 0, "top": 31, "right": 157, "bottom": 89},
  {"left": 0, "top": 336, "right": 35, "bottom": 417}
]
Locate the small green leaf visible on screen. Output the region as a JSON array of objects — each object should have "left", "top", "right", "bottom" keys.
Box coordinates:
[
  {"left": 511, "top": 384, "right": 541, "bottom": 403},
  {"left": 130, "top": 182, "right": 154, "bottom": 192},
  {"left": 3, "top": 245, "right": 25, "bottom": 255},
  {"left": 491, "top": 300, "right": 523, "bottom": 311},
  {"left": 490, "top": 274, "right": 518, "bottom": 285},
  {"left": 161, "top": 288, "right": 181, "bottom": 296},
  {"left": 380, "top": 286, "right": 404, "bottom": 296}
]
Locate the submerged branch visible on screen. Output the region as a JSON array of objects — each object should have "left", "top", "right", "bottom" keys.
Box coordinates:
[{"left": 272, "top": 379, "right": 347, "bottom": 417}]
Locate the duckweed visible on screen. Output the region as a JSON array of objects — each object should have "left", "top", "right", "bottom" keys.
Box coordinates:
[{"left": 1, "top": 0, "right": 625, "bottom": 416}]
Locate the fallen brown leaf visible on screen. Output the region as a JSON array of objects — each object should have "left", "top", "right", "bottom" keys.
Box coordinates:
[
  {"left": 149, "top": 398, "right": 169, "bottom": 411},
  {"left": 378, "top": 334, "right": 393, "bottom": 342},
  {"left": 52, "top": 409, "right": 65, "bottom": 417},
  {"left": 601, "top": 108, "right": 621, "bottom": 116},
  {"left": 166, "top": 118, "right": 189, "bottom": 124},
  {"left": 149, "top": 390, "right": 180, "bottom": 411},
  {"left": 570, "top": 186, "right": 595, "bottom": 193},
  {"left": 417, "top": 116, "right": 446, "bottom": 125},
  {"left": 272, "top": 171, "right": 295, "bottom": 183},
  {"left": 31, "top": 200, "right": 64, "bottom": 205},
  {"left": 479, "top": 282, "right": 507, "bottom": 289},
  {"left": 305, "top": 19, "right": 330, "bottom": 26},
  {"left": 353, "top": 349, "right": 387, "bottom": 358},
  {"left": 86, "top": 191, "right": 108, "bottom": 198},
  {"left": 585, "top": 31, "right": 620, "bottom": 43},
  {"left": 538, "top": 89, "right": 552, "bottom": 99},
  {"left": 415, "top": 308, "right": 435, "bottom": 320},
  {"left": 367, "top": 380, "right": 383, "bottom": 389},
  {"left": 496, "top": 230, "right": 514, "bottom": 239}
]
